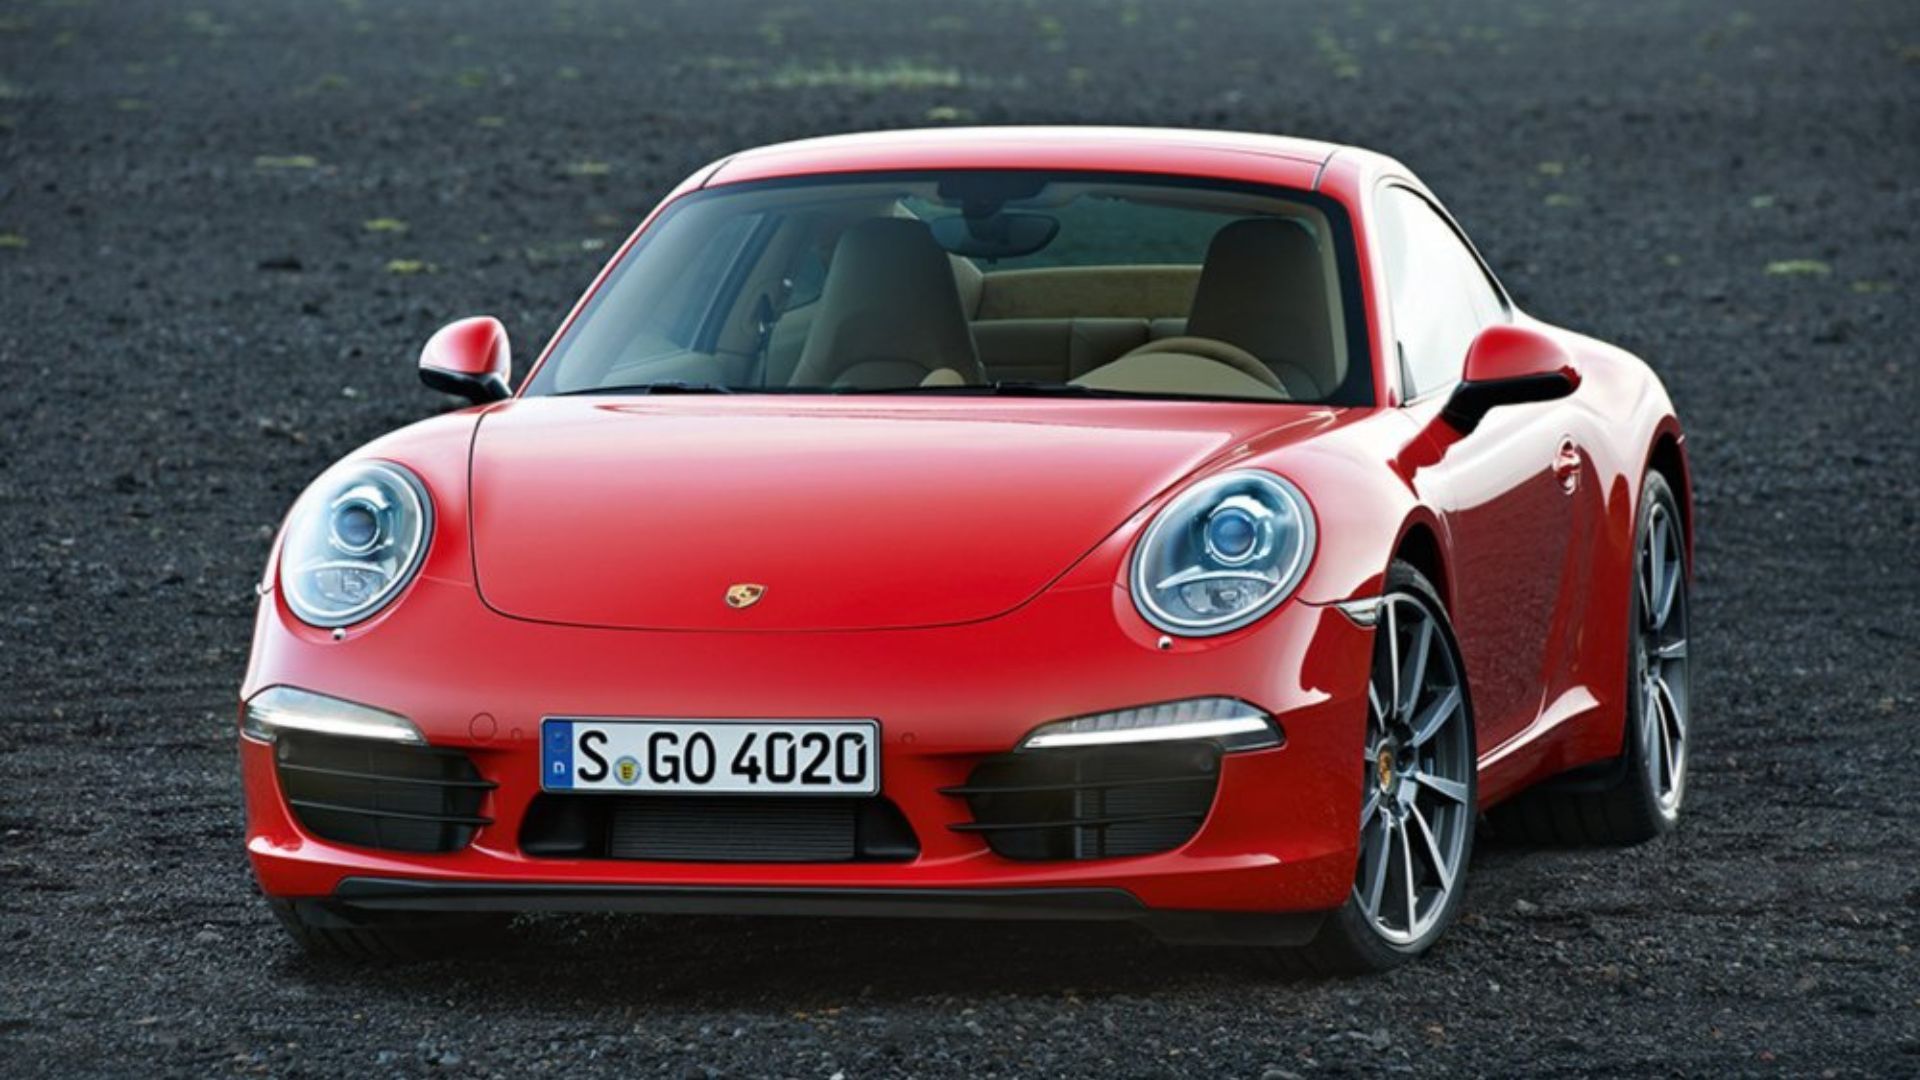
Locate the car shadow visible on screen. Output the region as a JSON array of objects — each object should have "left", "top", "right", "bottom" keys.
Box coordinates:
[
  {"left": 275, "top": 834, "right": 1571, "bottom": 1003},
  {"left": 269, "top": 825, "right": 1597, "bottom": 1003},
  {"left": 281, "top": 912, "right": 1319, "bottom": 1005}
]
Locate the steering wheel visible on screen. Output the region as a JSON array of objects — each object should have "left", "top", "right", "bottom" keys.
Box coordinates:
[{"left": 1114, "top": 336, "right": 1285, "bottom": 393}]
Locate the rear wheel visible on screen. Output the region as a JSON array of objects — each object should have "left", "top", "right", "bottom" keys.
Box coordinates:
[
  {"left": 1290, "top": 560, "right": 1477, "bottom": 973},
  {"left": 1490, "top": 470, "right": 1690, "bottom": 844},
  {"left": 269, "top": 898, "right": 508, "bottom": 963}
]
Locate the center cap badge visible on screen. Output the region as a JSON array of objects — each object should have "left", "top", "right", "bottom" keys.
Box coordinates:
[{"left": 725, "top": 583, "right": 766, "bottom": 609}]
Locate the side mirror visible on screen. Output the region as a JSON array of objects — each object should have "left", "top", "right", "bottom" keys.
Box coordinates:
[
  {"left": 419, "top": 316, "right": 511, "bottom": 405},
  {"left": 1442, "top": 324, "right": 1580, "bottom": 431}
]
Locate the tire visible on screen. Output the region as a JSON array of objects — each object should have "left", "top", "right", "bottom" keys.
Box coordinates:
[
  {"left": 1489, "top": 470, "right": 1691, "bottom": 846},
  {"left": 1287, "top": 560, "right": 1478, "bottom": 974},
  {"left": 269, "top": 898, "right": 508, "bottom": 963}
]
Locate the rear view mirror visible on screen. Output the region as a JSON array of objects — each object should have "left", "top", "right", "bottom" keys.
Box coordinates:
[
  {"left": 929, "top": 212, "right": 1060, "bottom": 259},
  {"left": 1443, "top": 324, "right": 1580, "bottom": 430},
  {"left": 419, "top": 316, "right": 511, "bottom": 405}
]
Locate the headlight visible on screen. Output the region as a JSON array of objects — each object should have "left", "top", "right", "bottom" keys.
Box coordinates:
[
  {"left": 1130, "top": 469, "right": 1315, "bottom": 636},
  {"left": 279, "top": 461, "right": 432, "bottom": 627}
]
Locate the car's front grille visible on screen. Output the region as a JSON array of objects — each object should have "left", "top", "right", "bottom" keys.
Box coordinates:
[
  {"left": 945, "top": 742, "right": 1222, "bottom": 861},
  {"left": 274, "top": 733, "right": 494, "bottom": 853},
  {"left": 520, "top": 795, "right": 918, "bottom": 863}
]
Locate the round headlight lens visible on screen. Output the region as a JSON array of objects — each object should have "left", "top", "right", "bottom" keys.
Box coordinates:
[
  {"left": 279, "top": 462, "right": 432, "bottom": 628},
  {"left": 327, "top": 489, "right": 386, "bottom": 556},
  {"left": 1202, "top": 501, "right": 1265, "bottom": 566},
  {"left": 1131, "top": 470, "right": 1315, "bottom": 636}
]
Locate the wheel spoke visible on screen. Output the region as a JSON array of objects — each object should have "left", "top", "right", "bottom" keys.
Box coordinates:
[
  {"left": 1641, "top": 680, "right": 1662, "bottom": 772},
  {"left": 1397, "top": 817, "right": 1419, "bottom": 929},
  {"left": 1648, "top": 514, "right": 1669, "bottom": 627},
  {"left": 1655, "top": 708, "right": 1675, "bottom": 792},
  {"left": 1654, "top": 550, "right": 1680, "bottom": 631},
  {"left": 1411, "top": 769, "right": 1469, "bottom": 804},
  {"left": 1399, "top": 618, "right": 1432, "bottom": 717},
  {"left": 1384, "top": 599, "right": 1402, "bottom": 721},
  {"left": 1654, "top": 673, "right": 1687, "bottom": 742},
  {"left": 1368, "top": 679, "right": 1387, "bottom": 725},
  {"left": 1656, "top": 637, "right": 1688, "bottom": 661},
  {"left": 1638, "top": 547, "right": 1654, "bottom": 621},
  {"left": 1644, "top": 680, "right": 1676, "bottom": 791},
  {"left": 1409, "top": 804, "right": 1452, "bottom": 893},
  {"left": 1408, "top": 684, "right": 1461, "bottom": 747},
  {"left": 1359, "top": 817, "right": 1393, "bottom": 919},
  {"left": 1360, "top": 786, "right": 1383, "bottom": 828}
]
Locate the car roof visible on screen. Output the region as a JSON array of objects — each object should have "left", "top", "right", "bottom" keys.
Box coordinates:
[{"left": 703, "top": 126, "right": 1357, "bottom": 191}]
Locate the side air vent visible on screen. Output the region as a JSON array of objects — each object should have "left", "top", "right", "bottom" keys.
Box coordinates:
[
  {"left": 274, "top": 733, "right": 493, "bottom": 854},
  {"left": 945, "top": 742, "right": 1221, "bottom": 861}
]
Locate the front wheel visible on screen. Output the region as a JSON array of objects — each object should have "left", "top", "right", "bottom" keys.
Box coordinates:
[{"left": 1289, "top": 560, "right": 1478, "bottom": 973}]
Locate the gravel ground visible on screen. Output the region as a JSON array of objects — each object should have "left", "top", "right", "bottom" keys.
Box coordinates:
[{"left": 2, "top": 0, "right": 1917, "bottom": 1076}]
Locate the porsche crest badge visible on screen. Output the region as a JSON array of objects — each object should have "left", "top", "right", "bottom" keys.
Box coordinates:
[{"left": 725, "top": 583, "right": 766, "bottom": 609}]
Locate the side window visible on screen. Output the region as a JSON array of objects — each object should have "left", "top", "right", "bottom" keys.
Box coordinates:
[{"left": 1378, "top": 188, "right": 1504, "bottom": 400}]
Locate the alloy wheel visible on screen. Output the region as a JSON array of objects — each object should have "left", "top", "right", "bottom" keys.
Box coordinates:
[
  {"left": 1636, "top": 501, "right": 1690, "bottom": 817},
  {"left": 1354, "top": 593, "right": 1473, "bottom": 945}
]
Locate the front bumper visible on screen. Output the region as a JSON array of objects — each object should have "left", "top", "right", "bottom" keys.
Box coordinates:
[{"left": 242, "top": 568, "right": 1374, "bottom": 920}]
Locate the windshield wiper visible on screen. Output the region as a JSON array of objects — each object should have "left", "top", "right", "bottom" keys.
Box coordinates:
[
  {"left": 557, "top": 380, "right": 737, "bottom": 396},
  {"left": 560, "top": 380, "right": 1252, "bottom": 401},
  {"left": 836, "top": 381, "right": 1293, "bottom": 403},
  {"left": 836, "top": 381, "right": 1113, "bottom": 397}
]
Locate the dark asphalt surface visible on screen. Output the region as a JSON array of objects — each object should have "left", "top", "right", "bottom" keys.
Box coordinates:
[{"left": 2, "top": 0, "right": 1917, "bottom": 1076}]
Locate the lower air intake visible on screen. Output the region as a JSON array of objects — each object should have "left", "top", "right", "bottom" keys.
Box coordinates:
[
  {"left": 947, "top": 742, "right": 1222, "bottom": 861},
  {"left": 274, "top": 733, "right": 493, "bottom": 854},
  {"left": 611, "top": 797, "right": 856, "bottom": 862},
  {"left": 520, "top": 795, "right": 918, "bottom": 863}
]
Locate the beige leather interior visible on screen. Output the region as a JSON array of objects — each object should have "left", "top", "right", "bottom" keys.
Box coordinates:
[
  {"left": 972, "top": 265, "right": 1200, "bottom": 320},
  {"left": 1182, "top": 218, "right": 1339, "bottom": 397},
  {"left": 971, "top": 318, "right": 1153, "bottom": 382},
  {"left": 775, "top": 212, "right": 1338, "bottom": 399},
  {"left": 1112, "top": 335, "right": 1285, "bottom": 392},
  {"left": 961, "top": 219, "right": 1339, "bottom": 399},
  {"left": 788, "top": 219, "right": 985, "bottom": 388},
  {"left": 957, "top": 264, "right": 1199, "bottom": 385},
  {"left": 949, "top": 252, "right": 986, "bottom": 319},
  {"left": 1072, "top": 351, "right": 1286, "bottom": 400}
]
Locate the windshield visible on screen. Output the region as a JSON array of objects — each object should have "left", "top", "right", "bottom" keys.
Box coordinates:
[{"left": 525, "top": 170, "right": 1370, "bottom": 405}]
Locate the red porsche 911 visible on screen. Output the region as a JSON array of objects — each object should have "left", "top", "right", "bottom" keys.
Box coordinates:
[{"left": 240, "top": 127, "right": 1692, "bottom": 971}]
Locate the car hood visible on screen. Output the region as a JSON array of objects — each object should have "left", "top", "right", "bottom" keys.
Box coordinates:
[{"left": 469, "top": 397, "right": 1333, "bottom": 631}]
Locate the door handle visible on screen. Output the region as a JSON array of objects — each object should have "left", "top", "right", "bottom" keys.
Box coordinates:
[{"left": 1553, "top": 438, "right": 1582, "bottom": 494}]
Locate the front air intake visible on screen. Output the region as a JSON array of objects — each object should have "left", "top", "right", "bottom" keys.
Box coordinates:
[
  {"left": 274, "top": 733, "right": 493, "bottom": 853},
  {"left": 945, "top": 742, "right": 1222, "bottom": 860},
  {"left": 519, "top": 795, "right": 919, "bottom": 863}
]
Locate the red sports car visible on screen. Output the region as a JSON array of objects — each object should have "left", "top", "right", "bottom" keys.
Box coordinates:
[{"left": 241, "top": 127, "right": 1692, "bottom": 971}]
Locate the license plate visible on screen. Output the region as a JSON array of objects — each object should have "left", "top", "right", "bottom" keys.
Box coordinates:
[{"left": 541, "top": 719, "right": 880, "bottom": 795}]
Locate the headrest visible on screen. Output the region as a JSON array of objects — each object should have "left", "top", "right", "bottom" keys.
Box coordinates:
[
  {"left": 789, "top": 219, "right": 984, "bottom": 389},
  {"left": 1186, "top": 218, "right": 1339, "bottom": 396},
  {"left": 949, "top": 252, "right": 984, "bottom": 318}
]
